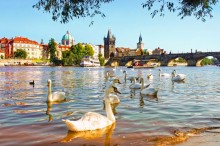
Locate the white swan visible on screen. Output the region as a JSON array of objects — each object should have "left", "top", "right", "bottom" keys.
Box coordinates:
[
  {"left": 140, "top": 85, "right": 158, "bottom": 97},
  {"left": 47, "top": 79, "right": 66, "bottom": 102},
  {"left": 159, "top": 69, "right": 171, "bottom": 77},
  {"left": 129, "top": 77, "right": 150, "bottom": 89},
  {"left": 123, "top": 70, "right": 137, "bottom": 83},
  {"left": 171, "top": 70, "right": 185, "bottom": 81},
  {"left": 147, "top": 69, "right": 153, "bottom": 80},
  {"left": 62, "top": 84, "right": 121, "bottom": 131},
  {"left": 106, "top": 72, "right": 117, "bottom": 82},
  {"left": 105, "top": 79, "right": 121, "bottom": 104}
]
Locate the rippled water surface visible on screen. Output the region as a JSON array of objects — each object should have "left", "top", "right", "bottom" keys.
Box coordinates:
[{"left": 0, "top": 66, "right": 220, "bottom": 145}]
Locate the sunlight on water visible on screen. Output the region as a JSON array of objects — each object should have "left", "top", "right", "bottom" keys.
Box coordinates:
[{"left": 0, "top": 66, "right": 220, "bottom": 145}]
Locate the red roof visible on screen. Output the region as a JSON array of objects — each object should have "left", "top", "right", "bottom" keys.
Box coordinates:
[{"left": 13, "top": 37, "right": 39, "bottom": 45}]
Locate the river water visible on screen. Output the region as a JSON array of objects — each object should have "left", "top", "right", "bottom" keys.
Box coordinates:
[{"left": 0, "top": 66, "right": 220, "bottom": 146}]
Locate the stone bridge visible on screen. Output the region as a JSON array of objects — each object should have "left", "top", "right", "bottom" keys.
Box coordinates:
[{"left": 106, "top": 52, "right": 220, "bottom": 66}]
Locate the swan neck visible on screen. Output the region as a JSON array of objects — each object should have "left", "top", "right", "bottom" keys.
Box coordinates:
[
  {"left": 123, "top": 71, "right": 126, "bottom": 82},
  {"left": 105, "top": 91, "right": 115, "bottom": 122},
  {"left": 141, "top": 78, "right": 144, "bottom": 89},
  {"left": 47, "top": 84, "right": 52, "bottom": 101}
]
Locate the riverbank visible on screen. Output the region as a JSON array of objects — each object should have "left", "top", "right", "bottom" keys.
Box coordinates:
[{"left": 177, "top": 133, "right": 220, "bottom": 146}]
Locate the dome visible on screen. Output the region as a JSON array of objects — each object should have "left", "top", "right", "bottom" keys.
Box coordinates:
[{"left": 61, "top": 31, "right": 74, "bottom": 46}]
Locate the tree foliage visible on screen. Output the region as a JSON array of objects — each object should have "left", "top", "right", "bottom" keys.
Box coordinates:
[
  {"left": 98, "top": 53, "right": 105, "bottom": 66},
  {"left": 34, "top": 0, "right": 218, "bottom": 23},
  {"left": 14, "top": 49, "right": 27, "bottom": 59},
  {"left": 33, "top": 0, "right": 114, "bottom": 24},
  {"left": 62, "top": 43, "right": 95, "bottom": 66},
  {"left": 48, "top": 38, "right": 57, "bottom": 63},
  {"left": 142, "top": 0, "right": 218, "bottom": 21},
  {"left": 200, "top": 57, "right": 213, "bottom": 66}
]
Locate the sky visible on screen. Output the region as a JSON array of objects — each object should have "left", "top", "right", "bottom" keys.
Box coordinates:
[{"left": 1, "top": 0, "right": 220, "bottom": 53}]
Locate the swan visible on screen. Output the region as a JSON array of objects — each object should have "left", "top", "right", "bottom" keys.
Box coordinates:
[
  {"left": 140, "top": 85, "right": 158, "bottom": 97},
  {"left": 159, "top": 69, "right": 171, "bottom": 77},
  {"left": 47, "top": 79, "right": 66, "bottom": 102},
  {"left": 123, "top": 70, "right": 137, "bottom": 83},
  {"left": 129, "top": 77, "right": 150, "bottom": 89},
  {"left": 106, "top": 71, "right": 117, "bottom": 82},
  {"left": 147, "top": 69, "right": 153, "bottom": 80},
  {"left": 105, "top": 78, "right": 121, "bottom": 104},
  {"left": 171, "top": 70, "right": 185, "bottom": 81},
  {"left": 62, "top": 84, "right": 121, "bottom": 131}
]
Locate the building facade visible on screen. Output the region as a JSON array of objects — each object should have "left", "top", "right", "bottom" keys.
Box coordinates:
[
  {"left": 0, "top": 37, "right": 42, "bottom": 59},
  {"left": 104, "top": 29, "right": 116, "bottom": 58}
]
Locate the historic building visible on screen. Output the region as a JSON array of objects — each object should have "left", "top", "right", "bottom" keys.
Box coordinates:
[
  {"left": 152, "top": 47, "right": 166, "bottom": 55},
  {"left": 61, "top": 31, "right": 75, "bottom": 46},
  {"left": 116, "top": 47, "right": 130, "bottom": 57},
  {"left": 136, "top": 34, "right": 144, "bottom": 55},
  {"left": 13, "top": 37, "right": 42, "bottom": 59},
  {"left": 104, "top": 29, "right": 116, "bottom": 58},
  {"left": 0, "top": 37, "right": 12, "bottom": 58},
  {"left": 0, "top": 37, "right": 42, "bottom": 59}
]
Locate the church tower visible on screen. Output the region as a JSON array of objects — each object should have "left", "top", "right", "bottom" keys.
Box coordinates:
[
  {"left": 137, "top": 33, "right": 144, "bottom": 50},
  {"left": 104, "top": 29, "right": 116, "bottom": 58}
]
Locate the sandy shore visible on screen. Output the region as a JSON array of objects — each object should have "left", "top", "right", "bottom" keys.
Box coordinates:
[{"left": 177, "top": 133, "right": 220, "bottom": 146}]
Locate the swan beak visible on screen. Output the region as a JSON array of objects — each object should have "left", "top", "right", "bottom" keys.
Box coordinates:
[{"left": 113, "top": 86, "right": 121, "bottom": 94}]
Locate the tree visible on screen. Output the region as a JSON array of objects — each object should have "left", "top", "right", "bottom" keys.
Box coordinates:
[
  {"left": 33, "top": 0, "right": 218, "bottom": 23},
  {"left": 84, "top": 44, "right": 94, "bottom": 56},
  {"left": 98, "top": 53, "right": 105, "bottom": 66},
  {"left": 201, "top": 57, "right": 213, "bottom": 66},
  {"left": 48, "top": 38, "right": 57, "bottom": 64},
  {"left": 62, "top": 43, "right": 96, "bottom": 66},
  {"left": 33, "top": 0, "right": 114, "bottom": 24},
  {"left": 14, "top": 49, "right": 27, "bottom": 59},
  {"left": 142, "top": 0, "right": 218, "bottom": 21}
]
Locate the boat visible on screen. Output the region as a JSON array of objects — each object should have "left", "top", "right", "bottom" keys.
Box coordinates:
[
  {"left": 80, "top": 56, "right": 100, "bottom": 67},
  {"left": 127, "top": 59, "right": 156, "bottom": 69}
]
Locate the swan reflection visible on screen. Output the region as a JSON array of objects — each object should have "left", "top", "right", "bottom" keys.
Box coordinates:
[{"left": 60, "top": 122, "right": 116, "bottom": 145}]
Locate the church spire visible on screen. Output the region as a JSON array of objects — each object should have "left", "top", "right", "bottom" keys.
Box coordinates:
[
  {"left": 107, "top": 29, "right": 112, "bottom": 38},
  {"left": 139, "top": 33, "right": 142, "bottom": 43}
]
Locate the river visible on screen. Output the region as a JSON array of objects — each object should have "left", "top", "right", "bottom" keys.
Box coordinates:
[{"left": 0, "top": 66, "right": 220, "bottom": 146}]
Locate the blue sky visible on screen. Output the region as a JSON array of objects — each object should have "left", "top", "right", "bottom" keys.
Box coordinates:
[{"left": 1, "top": 0, "right": 220, "bottom": 53}]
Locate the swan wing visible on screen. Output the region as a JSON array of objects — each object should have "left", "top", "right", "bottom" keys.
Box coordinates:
[
  {"left": 81, "top": 112, "right": 112, "bottom": 130},
  {"left": 63, "top": 112, "right": 111, "bottom": 131},
  {"left": 52, "top": 91, "right": 66, "bottom": 101}
]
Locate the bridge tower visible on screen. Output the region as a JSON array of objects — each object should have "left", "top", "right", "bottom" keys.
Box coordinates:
[{"left": 104, "top": 29, "right": 116, "bottom": 58}]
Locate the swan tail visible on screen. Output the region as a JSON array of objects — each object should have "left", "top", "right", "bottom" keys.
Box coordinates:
[{"left": 62, "top": 119, "right": 79, "bottom": 131}]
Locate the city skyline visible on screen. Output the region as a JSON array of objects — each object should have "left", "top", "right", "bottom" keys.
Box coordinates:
[{"left": 1, "top": 1, "right": 220, "bottom": 53}]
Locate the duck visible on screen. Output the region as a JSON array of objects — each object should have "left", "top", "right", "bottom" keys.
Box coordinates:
[
  {"left": 171, "top": 70, "right": 185, "bottom": 82},
  {"left": 29, "top": 80, "right": 35, "bottom": 85},
  {"left": 62, "top": 84, "right": 121, "bottom": 131},
  {"left": 159, "top": 69, "right": 171, "bottom": 77},
  {"left": 129, "top": 77, "right": 150, "bottom": 89},
  {"left": 47, "top": 79, "right": 66, "bottom": 102}
]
